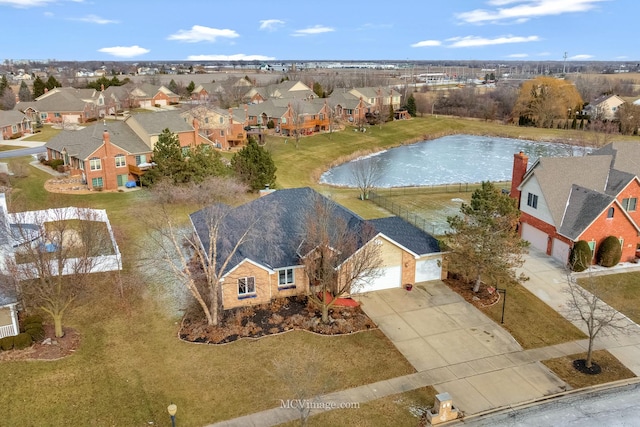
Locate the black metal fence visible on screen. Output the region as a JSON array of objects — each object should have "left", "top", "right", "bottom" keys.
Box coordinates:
[{"left": 369, "top": 181, "right": 510, "bottom": 235}]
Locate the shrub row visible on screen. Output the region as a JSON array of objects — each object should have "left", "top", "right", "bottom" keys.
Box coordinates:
[
  {"left": 569, "top": 235, "right": 623, "bottom": 271},
  {"left": 0, "top": 314, "right": 44, "bottom": 352}
]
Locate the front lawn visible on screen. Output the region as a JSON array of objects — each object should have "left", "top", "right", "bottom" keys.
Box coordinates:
[
  {"left": 0, "top": 144, "right": 28, "bottom": 151},
  {"left": 577, "top": 272, "right": 640, "bottom": 323}
]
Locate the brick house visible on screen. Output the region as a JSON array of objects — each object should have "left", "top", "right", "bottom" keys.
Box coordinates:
[
  {"left": 190, "top": 188, "right": 443, "bottom": 310},
  {"left": 45, "top": 111, "right": 206, "bottom": 190},
  {"left": 18, "top": 87, "right": 105, "bottom": 125},
  {"left": 329, "top": 91, "right": 368, "bottom": 124},
  {"left": 180, "top": 105, "right": 248, "bottom": 149},
  {"left": 511, "top": 141, "right": 640, "bottom": 265},
  {"left": 128, "top": 83, "right": 179, "bottom": 108},
  {"left": 0, "top": 110, "right": 32, "bottom": 140}
]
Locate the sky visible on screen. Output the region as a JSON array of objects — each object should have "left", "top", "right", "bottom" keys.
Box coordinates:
[{"left": 0, "top": 0, "right": 636, "bottom": 62}]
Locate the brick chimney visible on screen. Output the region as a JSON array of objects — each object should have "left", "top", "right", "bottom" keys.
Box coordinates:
[
  {"left": 510, "top": 151, "right": 529, "bottom": 206},
  {"left": 228, "top": 108, "right": 234, "bottom": 125}
]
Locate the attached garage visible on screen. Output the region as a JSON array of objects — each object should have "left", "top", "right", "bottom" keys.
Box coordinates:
[
  {"left": 551, "top": 238, "right": 570, "bottom": 264},
  {"left": 521, "top": 223, "right": 548, "bottom": 253},
  {"left": 355, "top": 265, "right": 401, "bottom": 293}
]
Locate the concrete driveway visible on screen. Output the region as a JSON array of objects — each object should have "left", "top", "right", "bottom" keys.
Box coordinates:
[{"left": 356, "top": 282, "right": 568, "bottom": 414}]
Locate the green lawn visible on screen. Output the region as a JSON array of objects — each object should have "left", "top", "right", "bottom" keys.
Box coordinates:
[
  {"left": 482, "top": 281, "right": 586, "bottom": 349},
  {"left": 577, "top": 272, "right": 640, "bottom": 323},
  {"left": 0, "top": 144, "right": 28, "bottom": 152},
  {"left": 21, "top": 125, "right": 61, "bottom": 142}
]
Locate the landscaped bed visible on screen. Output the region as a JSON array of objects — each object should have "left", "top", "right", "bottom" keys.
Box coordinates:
[{"left": 179, "top": 296, "right": 377, "bottom": 344}]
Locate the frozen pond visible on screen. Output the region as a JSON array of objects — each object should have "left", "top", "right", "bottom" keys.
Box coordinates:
[{"left": 320, "top": 134, "right": 588, "bottom": 188}]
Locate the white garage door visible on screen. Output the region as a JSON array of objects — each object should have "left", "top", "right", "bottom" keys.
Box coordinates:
[
  {"left": 521, "top": 223, "right": 548, "bottom": 253},
  {"left": 551, "top": 238, "right": 570, "bottom": 264},
  {"left": 140, "top": 100, "right": 152, "bottom": 108},
  {"left": 355, "top": 266, "right": 401, "bottom": 293},
  {"left": 63, "top": 115, "right": 80, "bottom": 124},
  {"left": 155, "top": 99, "right": 167, "bottom": 106},
  {"left": 415, "top": 258, "right": 441, "bottom": 282}
]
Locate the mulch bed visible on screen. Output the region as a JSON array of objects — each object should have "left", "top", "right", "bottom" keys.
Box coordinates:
[
  {"left": 180, "top": 296, "right": 376, "bottom": 344},
  {"left": 0, "top": 325, "right": 80, "bottom": 362},
  {"left": 573, "top": 359, "right": 603, "bottom": 375},
  {"left": 443, "top": 277, "right": 500, "bottom": 309}
]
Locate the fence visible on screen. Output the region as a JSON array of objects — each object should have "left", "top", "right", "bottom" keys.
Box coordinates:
[{"left": 369, "top": 181, "right": 511, "bottom": 236}]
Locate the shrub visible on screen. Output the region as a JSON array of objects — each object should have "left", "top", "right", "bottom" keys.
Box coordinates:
[
  {"left": 597, "top": 235, "right": 622, "bottom": 267},
  {"left": 0, "top": 336, "right": 14, "bottom": 351},
  {"left": 25, "top": 326, "right": 45, "bottom": 341},
  {"left": 22, "top": 314, "right": 43, "bottom": 325},
  {"left": 569, "top": 240, "right": 592, "bottom": 272},
  {"left": 13, "top": 333, "right": 33, "bottom": 350},
  {"left": 266, "top": 119, "right": 275, "bottom": 129}
]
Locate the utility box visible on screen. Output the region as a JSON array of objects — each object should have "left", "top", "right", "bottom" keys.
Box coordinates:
[{"left": 426, "top": 392, "right": 459, "bottom": 425}]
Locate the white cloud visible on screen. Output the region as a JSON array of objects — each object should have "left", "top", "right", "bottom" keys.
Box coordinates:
[
  {"left": 446, "top": 35, "right": 539, "bottom": 47},
  {"left": 616, "top": 55, "right": 628, "bottom": 59},
  {"left": 292, "top": 25, "right": 335, "bottom": 37},
  {"left": 259, "top": 19, "right": 285, "bottom": 31},
  {"left": 73, "top": 14, "right": 118, "bottom": 24},
  {"left": 167, "top": 25, "right": 239, "bottom": 43},
  {"left": 411, "top": 40, "right": 442, "bottom": 48},
  {"left": 187, "top": 54, "right": 275, "bottom": 61},
  {"left": 0, "top": 0, "right": 54, "bottom": 7},
  {"left": 507, "top": 53, "right": 529, "bottom": 57},
  {"left": 569, "top": 54, "right": 593, "bottom": 60},
  {"left": 457, "top": 0, "right": 605, "bottom": 24},
  {"left": 97, "top": 45, "right": 149, "bottom": 58}
]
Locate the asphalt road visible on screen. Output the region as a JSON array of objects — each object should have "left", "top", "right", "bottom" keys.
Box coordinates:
[
  {"left": 0, "top": 146, "right": 46, "bottom": 159},
  {"left": 463, "top": 382, "right": 640, "bottom": 427}
]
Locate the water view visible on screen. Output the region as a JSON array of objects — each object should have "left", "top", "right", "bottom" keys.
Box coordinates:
[{"left": 319, "top": 134, "right": 589, "bottom": 188}]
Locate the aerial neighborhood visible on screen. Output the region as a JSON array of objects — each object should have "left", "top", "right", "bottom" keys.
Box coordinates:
[{"left": 1, "top": 59, "right": 640, "bottom": 426}]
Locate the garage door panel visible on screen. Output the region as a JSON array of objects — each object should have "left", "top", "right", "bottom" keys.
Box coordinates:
[
  {"left": 416, "top": 258, "right": 441, "bottom": 282},
  {"left": 551, "top": 239, "right": 570, "bottom": 264},
  {"left": 355, "top": 265, "right": 401, "bottom": 293},
  {"left": 521, "top": 223, "right": 548, "bottom": 253}
]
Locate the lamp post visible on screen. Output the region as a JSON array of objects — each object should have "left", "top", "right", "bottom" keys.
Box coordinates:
[{"left": 167, "top": 403, "right": 177, "bottom": 427}]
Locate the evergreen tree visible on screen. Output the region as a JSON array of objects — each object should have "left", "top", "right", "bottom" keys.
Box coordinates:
[
  {"left": 231, "top": 137, "right": 277, "bottom": 191},
  {"left": 387, "top": 104, "right": 394, "bottom": 122},
  {"left": 312, "top": 82, "right": 325, "bottom": 98},
  {"left": 142, "top": 129, "right": 184, "bottom": 185},
  {"left": 0, "top": 75, "right": 8, "bottom": 95},
  {"left": 406, "top": 93, "right": 417, "bottom": 117},
  {"left": 168, "top": 79, "right": 179, "bottom": 94},
  {"left": 32, "top": 76, "right": 46, "bottom": 98},
  {"left": 445, "top": 181, "right": 528, "bottom": 292},
  {"left": 45, "top": 76, "right": 61, "bottom": 91},
  {"left": 185, "top": 145, "right": 228, "bottom": 183},
  {"left": 186, "top": 81, "right": 195, "bottom": 94},
  {"left": 18, "top": 81, "right": 32, "bottom": 102}
]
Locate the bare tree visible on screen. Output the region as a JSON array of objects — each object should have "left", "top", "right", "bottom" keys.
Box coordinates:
[
  {"left": 288, "top": 100, "right": 306, "bottom": 148},
  {"left": 299, "top": 193, "right": 381, "bottom": 323},
  {"left": 142, "top": 177, "right": 277, "bottom": 326},
  {"left": 8, "top": 207, "right": 118, "bottom": 337},
  {"left": 565, "top": 271, "right": 628, "bottom": 372},
  {"left": 351, "top": 157, "right": 383, "bottom": 200}
]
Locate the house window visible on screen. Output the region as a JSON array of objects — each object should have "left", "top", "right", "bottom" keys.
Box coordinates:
[
  {"left": 91, "top": 177, "right": 103, "bottom": 188},
  {"left": 622, "top": 198, "right": 637, "bottom": 212},
  {"left": 135, "top": 154, "right": 147, "bottom": 165},
  {"left": 607, "top": 207, "right": 615, "bottom": 218},
  {"left": 238, "top": 277, "right": 256, "bottom": 298},
  {"left": 219, "top": 117, "right": 224, "bottom": 124},
  {"left": 89, "top": 157, "right": 101, "bottom": 171},
  {"left": 527, "top": 193, "right": 538, "bottom": 209},
  {"left": 181, "top": 146, "right": 190, "bottom": 157},
  {"left": 204, "top": 117, "right": 209, "bottom": 124},
  {"left": 588, "top": 241, "right": 596, "bottom": 257},
  {"left": 220, "top": 130, "right": 224, "bottom": 137},
  {"left": 115, "top": 154, "right": 126, "bottom": 168},
  {"left": 278, "top": 268, "right": 295, "bottom": 289}
]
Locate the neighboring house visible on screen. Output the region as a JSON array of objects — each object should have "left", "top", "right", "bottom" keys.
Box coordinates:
[
  {"left": 0, "top": 193, "right": 121, "bottom": 337},
  {"left": 280, "top": 99, "right": 331, "bottom": 136},
  {"left": 180, "top": 105, "right": 248, "bottom": 149},
  {"left": 128, "top": 83, "right": 180, "bottom": 108},
  {"left": 246, "top": 99, "right": 289, "bottom": 130},
  {"left": 510, "top": 141, "right": 640, "bottom": 265},
  {"left": 190, "top": 82, "right": 225, "bottom": 102},
  {"left": 18, "top": 87, "right": 106, "bottom": 125},
  {"left": 45, "top": 110, "right": 205, "bottom": 190},
  {"left": 262, "top": 80, "right": 315, "bottom": 100},
  {"left": 1, "top": 110, "right": 32, "bottom": 140},
  {"left": 329, "top": 91, "right": 368, "bottom": 124},
  {"left": 0, "top": 196, "right": 18, "bottom": 338},
  {"left": 45, "top": 122, "right": 153, "bottom": 190},
  {"left": 190, "top": 187, "right": 443, "bottom": 311},
  {"left": 348, "top": 87, "right": 402, "bottom": 113},
  {"left": 585, "top": 94, "right": 625, "bottom": 120}
]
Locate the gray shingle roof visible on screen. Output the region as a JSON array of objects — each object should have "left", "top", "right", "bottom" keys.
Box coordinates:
[
  {"left": 0, "top": 110, "right": 28, "bottom": 127},
  {"left": 45, "top": 121, "right": 151, "bottom": 160},
  {"left": 559, "top": 185, "right": 615, "bottom": 240},
  {"left": 127, "top": 110, "right": 193, "bottom": 135},
  {"left": 0, "top": 274, "right": 17, "bottom": 307},
  {"left": 190, "top": 188, "right": 440, "bottom": 276}
]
